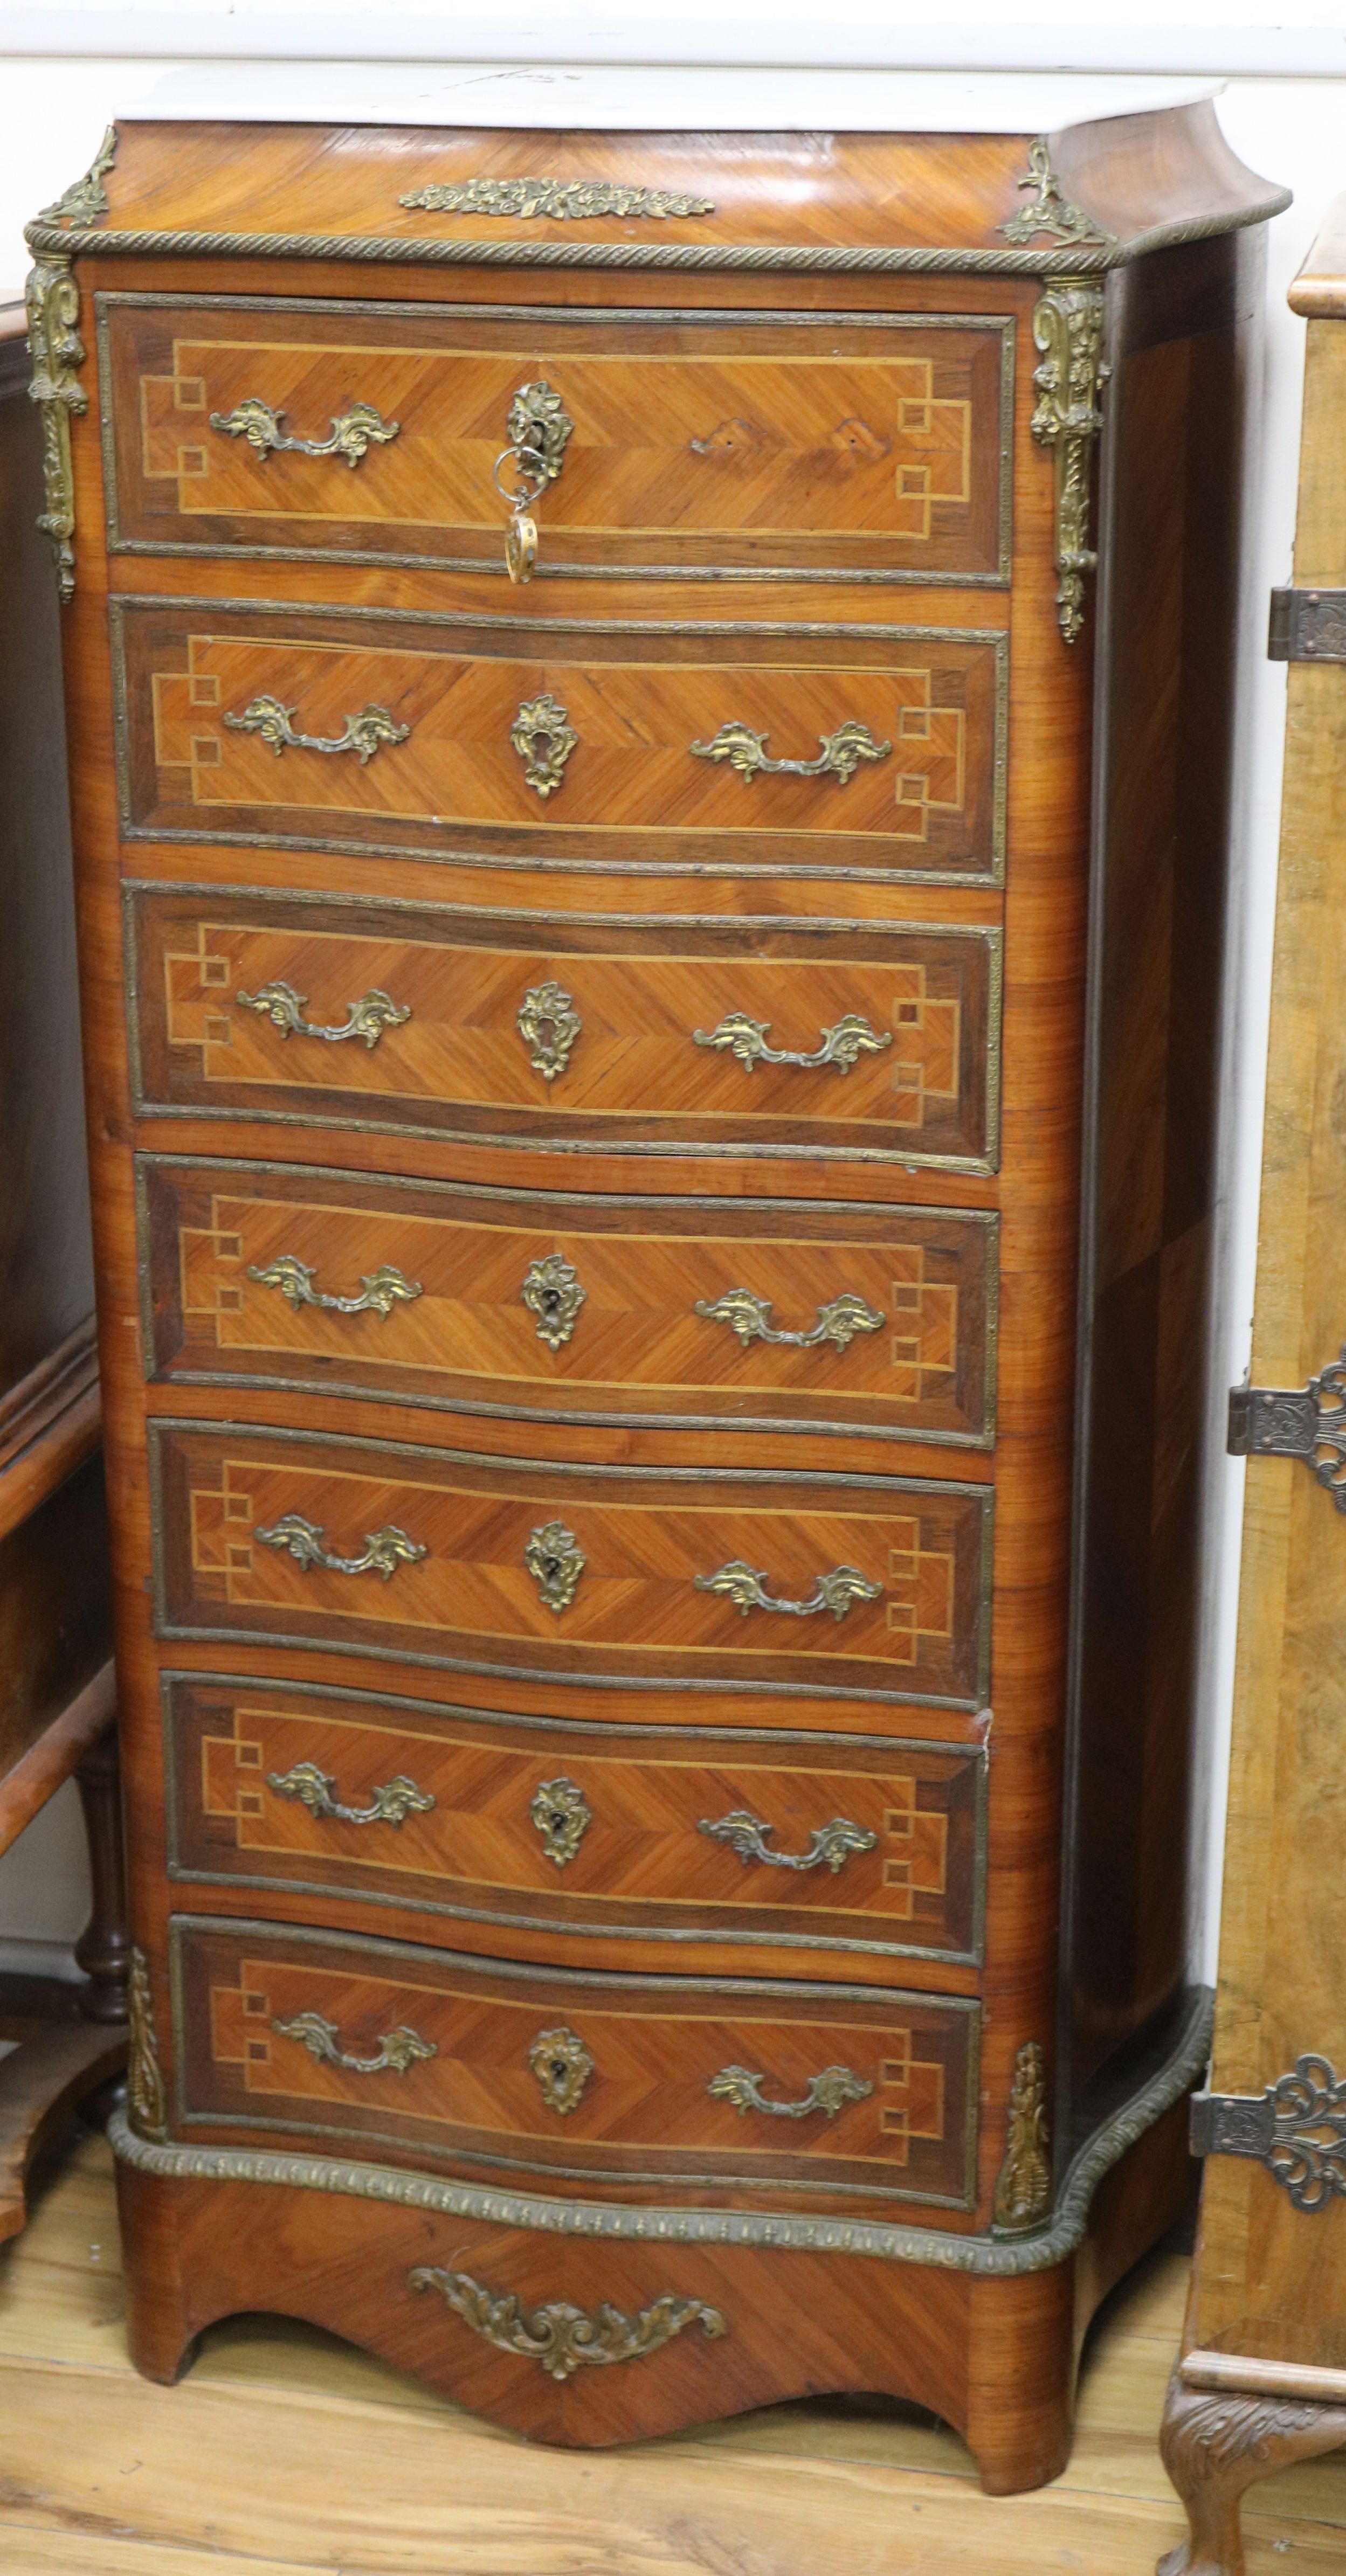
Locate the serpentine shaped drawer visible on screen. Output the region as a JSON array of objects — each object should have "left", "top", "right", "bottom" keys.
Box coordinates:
[
  {"left": 126, "top": 886, "right": 1001, "bottom": 1174},
  {"left": 103, "top": 297, "right": 1010, "bottom": 586},
  {"left": 114, "top": 601, "right": 1005, "bottom": 885},
  {"left": 139, "top": 1154, "right": 997, "bottom": 1451},
  {"left": 175, "top": 1915, "right": 980, "bottom": 2211},
  {"left": 167, "top": 1672, "right": 986, "bottom": 1969},
  {"left": 149, "top": 1419, "right": 992, "bottom": 1706}
]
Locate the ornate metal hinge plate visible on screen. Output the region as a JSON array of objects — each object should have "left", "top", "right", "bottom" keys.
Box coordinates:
[
  {"left": 408, "top": 2266, "right": 727, "bottom": 2381},
  {"left": 1030, "top": 278, "right": 1109, "bottom": 646},
  {"left": 1227, "top": 1352, "right": 1346, "bottom": 1508},
  {"left": 1267, "top": 587, "right": 1346, "bottom": 662},
  {"left": 1191, "top": 2056, "right": 1346, "bottom": 2211}
]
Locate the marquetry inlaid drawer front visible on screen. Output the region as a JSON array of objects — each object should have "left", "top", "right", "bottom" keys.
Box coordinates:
[
  {"left": 150, "top": 1422, "right": 992, "bottom": 1706},
  {"left": 140, "top": 1156, "right": 998, "bottom": 1450},
  {"left": 103, "top": 297, "right": 1011, "bottom": 586},
  {"left": 127, "top": 889, "right": 1001, "bottom": 1174},
  {"left": 167, "top": 1673, "right": 986, "bottom": 1965},
  {"left": 175, "top": 1917, "right": 980, "bottom": 2209},
  {"left": 115, "top": 604, "right": 1006, "bottom": 885}
]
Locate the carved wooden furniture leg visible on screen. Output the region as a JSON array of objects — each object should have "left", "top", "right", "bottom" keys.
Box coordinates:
[
  {"left": 1158, "top": 2372, "right": 1346, "bottom": 2576},
  {"left": 73, "top": 1718, "right": 130, "bottom": 2023}
]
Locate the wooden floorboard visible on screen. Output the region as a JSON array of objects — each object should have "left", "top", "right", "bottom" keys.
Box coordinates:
[{"left": 2, "top": 2133, "right": 1345, "bottom": 2574}]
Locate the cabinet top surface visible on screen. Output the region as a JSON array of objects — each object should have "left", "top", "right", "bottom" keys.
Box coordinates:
[{"left": 28, "top": 101, "right": 1287, "bottom": 276}]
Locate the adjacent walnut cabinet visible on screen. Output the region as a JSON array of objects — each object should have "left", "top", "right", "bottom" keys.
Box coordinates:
[{"left": 27, "top": 106, "right": 1285, "bottom": 2490}]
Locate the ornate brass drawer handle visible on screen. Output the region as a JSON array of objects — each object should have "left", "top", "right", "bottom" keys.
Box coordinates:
[
  {"left": 708, "top": 2062, "right": 873, "bottom": 2121},
  {"left": 510, "top": 693, "right": 577, "bottom": 798},
  {"left": 521, "top": 1253, "right": 586, "bottom": 1350},
  {"left": 530, "top": 1775, "right": 592, "bottom": 1868},
  {"left": 693, "top": 1012, "right": 893, "bottom": 1076},
  {"left": 274, "top": 2008, "right": 436, "bottom": 2076},
  {"left": 694, "top": 1287, "right": 885, "bottom": 1353},
  {"left": 524, "top": 1519, "right": 586, "bottom": 1614},
  {"left": 689, "top": 718, "right": 892, "bottom": 787},
  {"left": 223, "top": 693, "right": 410, "bottom": 766},
  {"left": 517, "top": 980, "right": 582, "bottom": 1082},
  {"left": 209, "top": 396, "right": 401, "bottom": 466},
  {"left": 698, "top": 1809, "right": 878, "bottom": 1875},
  {"left": 235, "top": 980, "right": 410, "bottom": 1049},
  {"left": 254, "top": 1514, "right": 427, "bottom": 1581},
  {"left": 409, "top": 2266, "right": 727, "bottom": 2382},
  {"left": 247, "top": 1254, "right": 423, "bottom": 1319},
  {"left": 268, "top": 1760, "right": 436, "bottom": 1829},
  {"left": 528, "top": 2024, "right": 594, "bottom": 2115},
  {"left": 694, "top": 1559, "right": 882, "bottom": 1622},
  {"left": 493, "top": 379, "right": 574, "bottom": 584}
]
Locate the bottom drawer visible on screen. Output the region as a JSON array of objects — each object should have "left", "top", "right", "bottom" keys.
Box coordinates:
[{"left": 174, "top": 1916, "right": 979, "bottom": 2214}]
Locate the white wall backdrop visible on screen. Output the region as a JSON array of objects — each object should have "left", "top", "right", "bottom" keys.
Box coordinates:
[{"left": 0, "top": 10, "right": 1338, "bottom": 1977}]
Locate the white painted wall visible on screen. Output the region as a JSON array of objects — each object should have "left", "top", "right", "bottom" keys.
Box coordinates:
[{"left": 0, "top": 10, "right": 1337, "bottom": 1980}]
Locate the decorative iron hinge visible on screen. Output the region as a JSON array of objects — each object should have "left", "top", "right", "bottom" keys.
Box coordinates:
[
  {"left": 1267, "top": 587, "right": 1346, "bottom": 663},
  {"left": 1227, "top": 1354, "right": 1346, "bottom": 1507},
  {"left": 1191, "top": 2056, "right": 1346, "bottom": 2213}
]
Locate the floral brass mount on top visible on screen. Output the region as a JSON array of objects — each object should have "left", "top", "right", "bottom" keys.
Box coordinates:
[
  {"left": 223, "top": 694, "right": 410, "bottom": 765},
  {"left": 698, "top": 1809, "right": 878, "bottom": 1875},
  {"left": 38, "top": 123, "right": 119, "bottom": 228},
  {"left": 524, "top": 1519, "right": 586, "bottom": 1614},
  {"left": 1030, "top": 278, "right": 1110, "bottom": 645},
  {"left": 1227, "top": 1346, "right": 1346, "bottom": 1510},
  {"left": 529, "top": 1775, "right": 593, "bottom": 1869},
  {"left": 992, "top": 2039, "right": 1053, "bottom": 2234},
  {"left": 510, "top": 693, "right": 578, "bottom": 795},
  {"left": 689, "top": 719, "right": 893, "bottom": 786},
  {"left": 694, "top": 1286, "right": 885, "bottom": 1354},
  {"left": 254, "top": 1514, "right": 428, "bottom": 1582},
  {"left": 1191, "top": 2053, "right": 1346, "bottom": 2212},
  {"left": 516, "top": 980, "right": 582, "bottom": 1082},
  {"left": 268, "top": 1760, "right": 436, "bottom": 1830},
  {"left": 409, "top": 2267, "right": 728, "bottom": 2382},
  {"left": 398, "top": 178, "right": 716, "bottom": 221},
  {"left": 246, "top": 1254, "right": 423, "bottom": 1319},
  {"left": 694, "top": 1559, "right": 882, "bottom": 1621},
  {"left": 209, "top": 396, "right": 401, "bottom": 466},
  {"left": 693, "top": 1012, "right": 893, "bottom": 1076},
  {"left": 520, "top": 1254, "right": 586, "bottom": 1351},
  {"left": 494, "top": 381, "right": 574, "bottom": 584},
  {"left": 273, "top": 2009, "right": 437, "bottom": 2077},
  {"left": 998, "top": 138, "right": 1116, "bottom": 249},
  {"left": 235, "top": 981, "right": 410, "bottom": 1049},
  {"left": 708, "top": 2063, "right": 873, "bottom": 2121},
  {"left": 127, "top": 1945, "right": 167, "bottom": 2142},
  {"left": 528, "top": 2024, "right": 595, "bottom": 2115}
]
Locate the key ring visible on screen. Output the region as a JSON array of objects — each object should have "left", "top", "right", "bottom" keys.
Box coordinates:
[{"left": 494, "top": 444, "right": 548, "bottom": 585}]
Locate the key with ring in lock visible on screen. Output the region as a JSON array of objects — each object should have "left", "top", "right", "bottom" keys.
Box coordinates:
[{"left": 492, "top": 380, "right": 574, "bottom": 585}]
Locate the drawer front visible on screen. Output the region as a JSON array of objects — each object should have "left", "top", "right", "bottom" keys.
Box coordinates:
[
  {"left": 140, "top": 1156, "right": 998, "bottom": 1450},
  {"left": 150, "top": 1422, "right": 993, "bottom": 1706},
  {"left": 167, "top": 1672, "right": 987, "bottom": 1965},
  {"left": 175, "top": 1917, "right": 980, "bottom": 2208},
  {"left": 128, "top": 889, "right": 1001, "bottom": 1174},
  {"left": 116, "top": 604, "right": 1006, "bottom": 884},
  {"left": 104, "top": 297, "right": 1011, "bottom": 585}
]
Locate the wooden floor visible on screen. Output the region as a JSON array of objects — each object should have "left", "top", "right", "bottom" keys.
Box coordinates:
[{"left": 2, "top": 2133, "right": 1345, "bottom": 2574}]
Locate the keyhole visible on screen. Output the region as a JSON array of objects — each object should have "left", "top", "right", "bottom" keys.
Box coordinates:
[
  {"left": 542, "top": 1557, "right": 562, "bottom": 1584},
  {"left": 541, "top": 1287, "right": 561, "bottom": 1315}
]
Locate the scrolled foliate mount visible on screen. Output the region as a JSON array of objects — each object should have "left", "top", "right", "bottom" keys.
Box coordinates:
[
  {"left": 1030, "top": 277, "right": 1110, "bottom": 645},
  {"left": 409, "top": 2266, "right": 727, "bottom": 2381}
]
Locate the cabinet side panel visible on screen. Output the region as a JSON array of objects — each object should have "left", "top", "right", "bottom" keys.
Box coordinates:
[{"left": 1063, "top": 231, "right": 1259, "bottom": 2124}]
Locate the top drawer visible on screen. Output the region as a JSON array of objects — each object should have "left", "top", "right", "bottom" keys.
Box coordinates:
[{"left": 99, "top": 296, "right": 1013, "bottom": 586}]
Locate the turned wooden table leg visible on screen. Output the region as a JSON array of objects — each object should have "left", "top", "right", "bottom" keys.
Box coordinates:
[
  {"left": 73, "top": 1719, "right": 130, "bottom": 2025},
  {"left": 1158, "top": 2370, "right": 1346, "bottom": 2575}
]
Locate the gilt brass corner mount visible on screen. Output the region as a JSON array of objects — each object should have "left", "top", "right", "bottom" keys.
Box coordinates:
[
  {"left": 1030, "top": 278, "right": 1109, "bottom": 646},
  {"left": 992, "top": 2039, "right": 1053, "bottom": 2234},
  {"left": 999, "top": 139, "right": 1115, "bottom": 249},
  {"left": 38, "top": 124, "right": 118, "bottom": 228},
  {"left": 127, "top": 1945, "right": 167, "bottom": 2142},
  {"left": 25, "top": 254, "right": 87, "bottom": 603}
]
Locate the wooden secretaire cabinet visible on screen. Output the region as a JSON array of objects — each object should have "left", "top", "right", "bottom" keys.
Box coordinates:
[{"left": 27, "top": 106, "right": 1285, "bottom": 2489}]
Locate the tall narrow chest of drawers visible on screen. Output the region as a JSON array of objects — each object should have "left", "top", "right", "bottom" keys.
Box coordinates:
[{"left": 28, "top": 104, "right": 1285, "bottom": 2490}]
